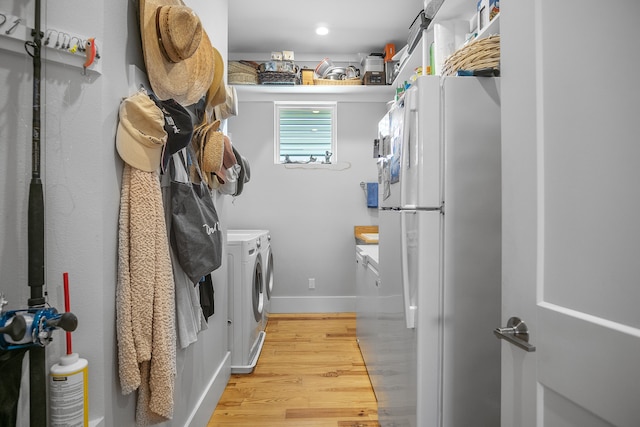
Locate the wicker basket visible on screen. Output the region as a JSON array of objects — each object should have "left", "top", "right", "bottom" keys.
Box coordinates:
[
  {"left": 313, "top": 78, "right": 363, "bottom": 86},
  {"left": 441, "top": 35, "right": 500, "bottom": 77},
  {"left": 229, "top": 61, "right": 259, "bottom": 85},
  {"left": 229, "top": 73, "right": 258, "bottom": 85},
  {"left": 229, "top": 61, "right": 259, "bottom": 75},
  {"left": 258, "top": 71, "right": 300, "bottom": 85}
]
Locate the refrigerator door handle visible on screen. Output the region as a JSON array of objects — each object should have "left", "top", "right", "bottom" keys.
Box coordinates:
[
  {"left": 400, "top": 86, "right": 418, "bottom": 209},
  {"left": 400, "top": 211, "right": 417, "bottom": 329}
]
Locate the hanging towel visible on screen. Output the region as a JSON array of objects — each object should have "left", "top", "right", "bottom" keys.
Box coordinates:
[
  {"left": 366, "top": 182, "right": 378, "bottom": 208},
  {"left": 116, "top": 164, "right": 176, "bottom": 425}
]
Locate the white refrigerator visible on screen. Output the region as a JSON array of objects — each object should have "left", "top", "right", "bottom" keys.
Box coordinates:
[{"left": 374, "top": 75, "right": 502, "bottom": 427}]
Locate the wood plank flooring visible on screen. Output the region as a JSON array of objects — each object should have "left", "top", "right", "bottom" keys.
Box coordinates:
[{"left": 207, "top": 313, "right": 379, "bottom": 427}]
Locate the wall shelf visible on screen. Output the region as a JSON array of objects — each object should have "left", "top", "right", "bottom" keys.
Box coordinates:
[
  {"left": 391, "top": 0, "right": 501, "bottom": 85},
  {"left": 233, "top": 84, "right": 394, "bottom": 103},
  {"left": 430, "top": 0, "right": 500, "bottom": 40},
  {"left": 391, "top": 37, "right": 426, "bottom": 88}
]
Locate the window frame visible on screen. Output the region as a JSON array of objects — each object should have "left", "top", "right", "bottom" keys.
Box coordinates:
[{"left": 274, "top": 101, "right": 337, "bottom": 165}]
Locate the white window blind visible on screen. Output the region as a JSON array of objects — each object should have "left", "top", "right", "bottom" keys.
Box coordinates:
[{"left": 275, "top": 102, "right": 336, "bottom": 164}]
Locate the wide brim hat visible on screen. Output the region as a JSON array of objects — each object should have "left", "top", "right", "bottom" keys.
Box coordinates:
[
  {"left": 201, "top": 47, "right": 226, "bottom": 123},
  {"left": 209, "top": 48, "right": 226, "bottom": 107},
  {"left": 116, "top": 91, "right": 167, "bottom": 172},
  {"left": 140, "top": 0, "right": 216, "bottom": 106}
]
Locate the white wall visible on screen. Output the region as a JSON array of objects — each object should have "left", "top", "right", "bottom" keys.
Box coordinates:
[
  {"left": 0, "top": 1, "right": 230, "bottom": 426},
  {"left": 226, "top": 96, "right": 386, "bottom": 312}
]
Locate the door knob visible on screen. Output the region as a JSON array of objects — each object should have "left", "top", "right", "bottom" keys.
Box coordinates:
[{"left": 493, "top": 316, "right": 536, "bottom": 352}]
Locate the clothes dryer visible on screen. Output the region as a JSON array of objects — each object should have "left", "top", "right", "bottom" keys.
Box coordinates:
[
  {"left": 227, "top": 232, "right": 266, "bottom": 374},
  {"left": 228, "top": 230, "right": 273, "bottom": 330}
]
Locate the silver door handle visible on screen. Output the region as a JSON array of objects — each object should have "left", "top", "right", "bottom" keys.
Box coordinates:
[{"left": 493, "top": 316, "right": 536, "bottom": 352}]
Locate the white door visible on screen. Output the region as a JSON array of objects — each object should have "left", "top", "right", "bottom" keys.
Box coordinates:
[{"left": 501, "top": 1, "right": 640, "bottom": 426}]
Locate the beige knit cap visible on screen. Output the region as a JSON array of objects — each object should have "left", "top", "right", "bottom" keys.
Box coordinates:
[{"left": 116, "top": 91, "right": 167, "bottom": 172}]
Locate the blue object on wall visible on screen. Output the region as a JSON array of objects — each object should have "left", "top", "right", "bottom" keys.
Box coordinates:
[{"left": 367, "top": 182, "right": 378, "bottom": 208}]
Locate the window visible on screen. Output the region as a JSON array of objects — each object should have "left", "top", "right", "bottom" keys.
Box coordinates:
[{"left": 275, "top": 102, "right": 337, "bottom": 164}]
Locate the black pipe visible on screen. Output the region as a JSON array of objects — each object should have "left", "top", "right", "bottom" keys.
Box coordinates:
[{"left": 27, "top": 0, "right": 47, "bottom": 425}]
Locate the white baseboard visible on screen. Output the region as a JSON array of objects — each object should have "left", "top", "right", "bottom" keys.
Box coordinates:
[
  {"left": 270, "top": 296, "right": 355, "bottom": 313},
  {"left": 184, "top": 351, "right": 231, "bottom": 427}
]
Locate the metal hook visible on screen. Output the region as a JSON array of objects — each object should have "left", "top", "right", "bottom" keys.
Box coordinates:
[
  {"left": 69, "top": 36, "right": 81, "bottom": 53},
  {"left": 61, "top": 33, "right": 70, "bottom": 50},
  {"left": 0, "top": 13, "right": 7, "bottom": 27},
  {"left": 5, "top": 18, "right": 21, "bottom": 35},
  {"left": 44, "top": 29, "right": 56, "bottom": 45}
]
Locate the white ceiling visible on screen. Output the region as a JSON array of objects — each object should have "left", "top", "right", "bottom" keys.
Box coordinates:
[{"left": 228, "top": 0, "right": 425, "bottom": 60}]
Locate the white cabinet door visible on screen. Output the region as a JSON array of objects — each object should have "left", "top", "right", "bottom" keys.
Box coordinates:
[
  {"left": 355, "top": 248, "right": 366, "bottom": 340},
  {"left": 355, "top": 246, "right": 379, "bottom": 378},
  {"left": 501, "top": 1, "right": 640, "bottom": 426}
]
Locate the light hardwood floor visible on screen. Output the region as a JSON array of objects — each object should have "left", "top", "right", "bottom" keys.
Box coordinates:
[{"left": 207, "top": 313, "right": 380, "bottom": 427}]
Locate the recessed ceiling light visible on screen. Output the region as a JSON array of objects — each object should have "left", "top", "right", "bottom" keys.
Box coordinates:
[{"left": 316, "top": 26, "right": 329, "bottom": 36}]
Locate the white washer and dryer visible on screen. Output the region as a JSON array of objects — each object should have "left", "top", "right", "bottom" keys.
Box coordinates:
[
  {"left": 226, "top": 231, "right": 267, "bottom": 374},
  {"left": 228, "top": 229, "right": 274, "bottom": 330},
  {"left": 261, "top": 233, "right": 274, "bottom": 328}
]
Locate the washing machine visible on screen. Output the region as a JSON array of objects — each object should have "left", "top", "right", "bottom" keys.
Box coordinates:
[
  {"left": 228, "top": 230, "right": 273, "bottom": 330},
  {"left": 227, "top": 231, "right": 266, "bottom": 374}
]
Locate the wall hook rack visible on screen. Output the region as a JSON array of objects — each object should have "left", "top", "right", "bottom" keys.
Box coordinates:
[{"left": 0, "top": 11, "right": 102, "bottom": 75}]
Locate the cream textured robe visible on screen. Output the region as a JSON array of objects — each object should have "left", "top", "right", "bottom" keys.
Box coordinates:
[{"left": 116, "top": 164, "right": 176, "bottom": 425}]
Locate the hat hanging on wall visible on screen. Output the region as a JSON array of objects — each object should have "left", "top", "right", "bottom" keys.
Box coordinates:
[
  {"left": 208, "top": 47, "right": 226, "bottom": 106},
  {"left": 116, "top": 91, "right": 168, "bottom": 172},
  {"left": 215, "top": 85, "right": 238, "bottom": 120},
  {"left": 213, "top": 134, "right": 238, "bottom": 183},
  {"left": 139, "top": 0, "right": 216, "bottom": 106},
  {"left": 147, "top": 93, "right": 195, "bottom": 170},
  {"left": 199, "top": 121, "right": 224, "bottom": 177},
  {"left": 200, "top": 47, "right": 226, "bottom": 125},
  {"left": 232, "top": 145, "right": 251, "bottom": 197}
]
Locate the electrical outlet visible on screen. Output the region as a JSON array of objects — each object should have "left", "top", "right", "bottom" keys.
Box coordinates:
[{"left": 308, "top": 278, "right": 315, "bottom": 290}]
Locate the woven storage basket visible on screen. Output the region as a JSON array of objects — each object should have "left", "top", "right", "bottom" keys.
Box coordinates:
[
  {"left": 229, "top": 72, "right": 258, "bottom": 85},
  {"left": 313, "top": 78, "right": 362, "bottom": 86},
  {"left": 229, "top": 61, "right": 259, "bottom": 75},
  {"left": 441, "top": 35, "right": 500, "bottom": 77},
  {"left": 229, "top": 61, "right": 259, "bottom": 85},
  {"left": 258, "top": 71, "right": 300, "bottom": 85}
]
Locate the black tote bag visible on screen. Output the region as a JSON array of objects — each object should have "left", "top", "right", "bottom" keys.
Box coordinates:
[{"left": 170, "top": 151, "right": 223, "bottom": 283}]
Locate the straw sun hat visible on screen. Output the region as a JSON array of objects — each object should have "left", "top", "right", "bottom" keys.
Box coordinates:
[
  {"left": 139, "top": 0, "right": 216, "bottom": 106},
  {"left": 195, "top": 119, "right": 223, "bottom": 177},
  {"left": 198, "top": 47, "right": 226, "bottom": 126}
]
